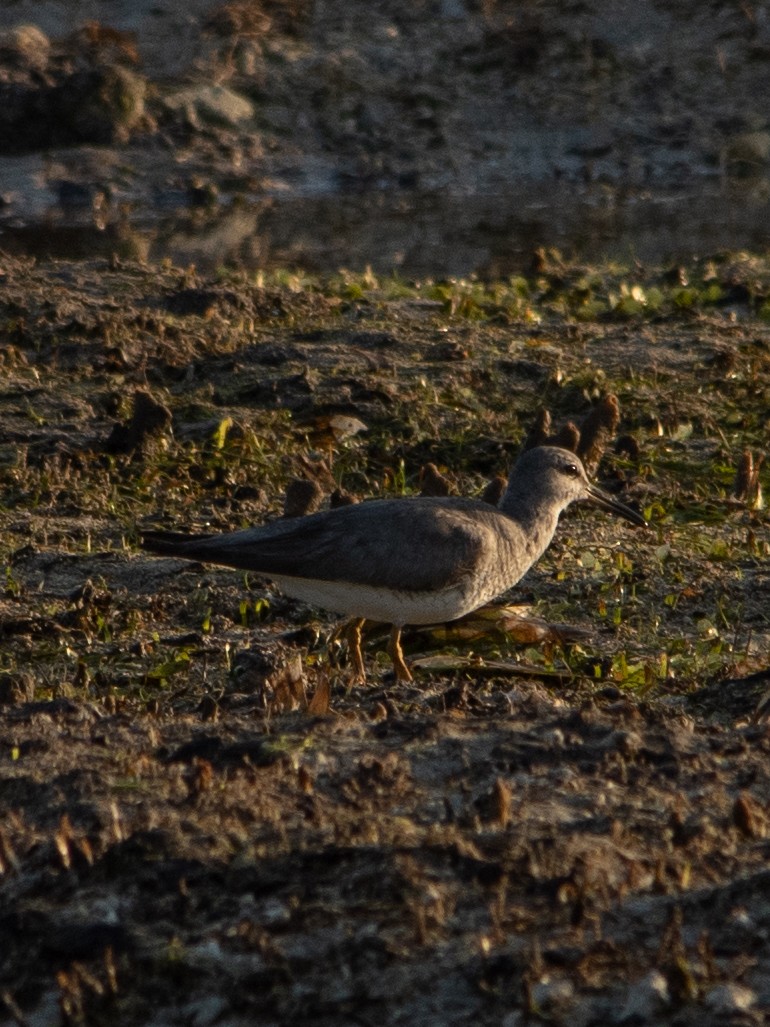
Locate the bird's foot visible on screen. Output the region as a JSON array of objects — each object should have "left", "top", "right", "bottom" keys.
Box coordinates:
[
  {"left": 388, "top": 626, "right": 414, "bottom": 683},
  {"left": 344, "top": 617, "right": 367, "bottom": 687}
]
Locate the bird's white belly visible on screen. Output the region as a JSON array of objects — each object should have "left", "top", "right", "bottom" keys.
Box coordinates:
[{"left": 270, "top": 574, "right": 485, "bottom": 626}]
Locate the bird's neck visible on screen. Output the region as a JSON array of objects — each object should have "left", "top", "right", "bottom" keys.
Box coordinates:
[{"left": 498, "top": 488, "right": 562, "bottom": 565}]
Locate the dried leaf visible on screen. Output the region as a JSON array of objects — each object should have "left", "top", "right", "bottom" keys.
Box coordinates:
[{"left": 307, "top": 674, "right": 331, "bottom": 716}]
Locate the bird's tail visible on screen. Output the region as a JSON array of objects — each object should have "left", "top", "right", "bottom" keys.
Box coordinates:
[{"left": 141, "top": 530, "right": 215, "bottom": 557}]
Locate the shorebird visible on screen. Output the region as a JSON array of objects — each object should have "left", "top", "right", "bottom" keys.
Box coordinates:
[{"left": 142, "top": 446, "right": 646, "bottom": 683}]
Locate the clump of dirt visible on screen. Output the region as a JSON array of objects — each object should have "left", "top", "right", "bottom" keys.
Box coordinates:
[
  {"left": 0, "top": 22, "right": 146, "bottom": 152},
  {"left": 0, "top": 252, "right": 769, "bottom": 1025}
]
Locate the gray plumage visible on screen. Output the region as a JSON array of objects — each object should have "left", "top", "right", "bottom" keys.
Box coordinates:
[{"left": 142, "top": 446, "right": 646, "bottom": 681}]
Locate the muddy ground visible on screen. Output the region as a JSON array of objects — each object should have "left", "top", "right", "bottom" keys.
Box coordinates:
[
  {"left": 0, "top": 253, "right": 768, "bottom": 1025},
  {"left": 1, "top": 2, "right": 770, "bottom": 1024}
]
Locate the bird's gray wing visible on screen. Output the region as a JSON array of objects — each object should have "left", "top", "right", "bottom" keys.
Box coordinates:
[{"left": 142, "top": 498, "right": 498, "bottom": 593}]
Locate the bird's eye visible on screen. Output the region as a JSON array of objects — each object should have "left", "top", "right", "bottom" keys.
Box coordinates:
[{"left": 564, "top": 463, "right": 580, "bottom": 477}]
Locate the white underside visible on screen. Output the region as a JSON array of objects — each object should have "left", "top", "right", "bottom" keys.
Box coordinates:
[{"left": 270, "top": 574, "right": 486, "bottom": 626}]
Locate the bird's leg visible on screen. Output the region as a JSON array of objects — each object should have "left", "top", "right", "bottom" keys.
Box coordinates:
[
  {"left": 345, "top": 617, "right": 367, "bottom": 685},
  {"left": 388, "top": 625, "right": 413, "bottom": 683}
]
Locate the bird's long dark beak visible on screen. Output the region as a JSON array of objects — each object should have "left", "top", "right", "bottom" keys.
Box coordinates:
[{"left": 585, "top": 483, "right": 647, "bottom": 527}]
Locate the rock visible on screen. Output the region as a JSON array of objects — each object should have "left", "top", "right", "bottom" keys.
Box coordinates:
[
  {"left": 0, "top": 24, "right": 50, "bottom": 72},
  {"left": 481, "top": 475, "right": 506, "bottom": 506},
  {"left": 530, "top": 976, "right": 575, "bottom": 1015},
  {"left": 419, "top": 462, "right": 452, "bottom": 496},
  {"left": 501, "top": 1013, "right": 524, "bottom": 1027},
  {"left": 187, "top": 995, "right": 230, "bottom": 1027},
  {"left": 726, "top": 131, "right": 770, "bottom": 168},
  {"left": 163, "top": 85, "right": 255, "bottom": 128},
  {"left": 704, "top": 982, "right": 756, "bottom": 1014},
  {"left": 258, "top": 897, "right": 291, "bottom": 926},
  {"left": 330, "top": 487, "right": 357, "bottom": 507},
  {"left": 283, "top": 477, "right": 324, "bottom": 518},
  {"left": 58, "top": 65, "right": 146, "bottom": 144},
  {"left": 618, "top": 970, "right": 670, "bottom": 1022},
  {"left": 105, "top": 389, "right": 172, "bottom": 453},
  {"left": 615, "top": 434, "right": 641, "bottom": 460},
  {"left": 0, "top": 670, "right": 35, "bottom": 705},
  {"left": 0, "top": 64, "right": 146, "bottom": 153}
]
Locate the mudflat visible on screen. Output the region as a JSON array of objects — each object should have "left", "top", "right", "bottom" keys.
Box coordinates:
[{"left": 0, "top": 253, "right": 769, "bottom": 1024}]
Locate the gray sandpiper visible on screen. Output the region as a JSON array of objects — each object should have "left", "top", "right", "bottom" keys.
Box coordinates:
[{"left": 142, "top": 446, "right": 646, "bottom": 683}]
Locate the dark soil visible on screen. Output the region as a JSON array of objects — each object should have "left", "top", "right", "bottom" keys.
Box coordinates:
[{"left": 0, "top": 253, "right": 769, "bottom": 1025}]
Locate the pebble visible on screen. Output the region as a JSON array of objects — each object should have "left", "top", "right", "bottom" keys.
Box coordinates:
[
  {"left": 704, "top": 982, "right": 756, "bottom": 1014},
  {"left": 531, "top": 975, "right": 575, "bottom": 1012},
  {"left": 617, "top": 970, "right": 670, "bottom": 1022}
]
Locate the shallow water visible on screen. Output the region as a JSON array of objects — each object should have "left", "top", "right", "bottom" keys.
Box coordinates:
[{"left": 1, "top": 180, "right": 769, "bottom": 277}]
